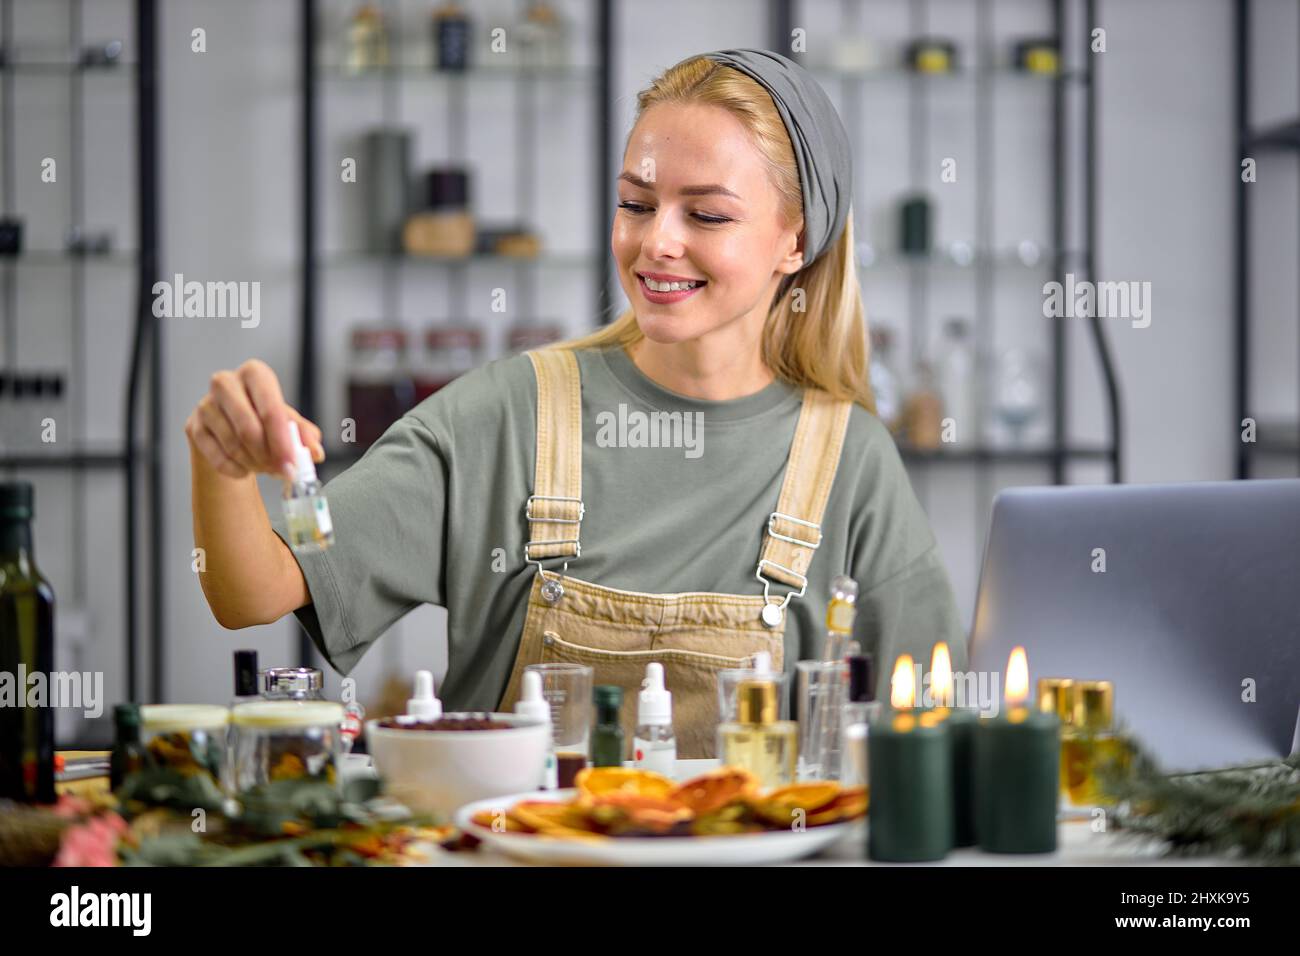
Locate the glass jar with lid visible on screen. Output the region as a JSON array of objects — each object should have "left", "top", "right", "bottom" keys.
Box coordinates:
[
  {"left": 260, "top": 666, "right": 325, "bottom": 701},
  {"left": 413, "top": 324, "right": 483, "bottom": 403},
  {"left": 228, "top": 700, "right": 345, "bottom": 794},
  {"left": 138, "top": 704, "right": 229, "bottom": 788},
  {"left": 347, "top": 325, "right": 414, "bottom": 448},
  {"left": 507, "top": 322, "right": 563, "bottom": 353}
]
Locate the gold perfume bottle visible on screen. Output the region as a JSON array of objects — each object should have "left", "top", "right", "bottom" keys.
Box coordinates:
[
  {"left": 718, "top": 679, "right": 797, "bottom": 788},
  {"left": 1059, "top": 681, "right": 1130, "bottom": 806},
  {"left": 1038, "top": 677, "right": 1077, "bottom": 801}
]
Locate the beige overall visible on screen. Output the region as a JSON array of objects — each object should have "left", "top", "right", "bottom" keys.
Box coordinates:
[{"left": 496, "top": 349, "right": 852, "bottom": 759}]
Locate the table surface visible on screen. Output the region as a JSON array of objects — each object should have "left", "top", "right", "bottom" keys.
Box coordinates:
[{"left": 58, "top": 752, "right": 1230, "bottom": 866}]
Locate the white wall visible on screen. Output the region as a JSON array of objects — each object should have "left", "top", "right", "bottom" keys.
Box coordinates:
[{"left": 3, "top": 0, "right": 1293, "bottom": 736}]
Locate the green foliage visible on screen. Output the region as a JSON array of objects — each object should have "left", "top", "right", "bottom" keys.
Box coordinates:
[{"left": 1098, "top": 729, "right": 1300, "bottom": 865}]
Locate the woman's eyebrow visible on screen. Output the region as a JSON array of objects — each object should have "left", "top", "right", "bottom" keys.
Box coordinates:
[{"left": 618, "top": 171, "right": 742, "bottom": 200}]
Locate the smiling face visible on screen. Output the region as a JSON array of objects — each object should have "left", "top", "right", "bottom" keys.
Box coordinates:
[{"left": 612, "top": 102, "right": 805, "bottom": 347}]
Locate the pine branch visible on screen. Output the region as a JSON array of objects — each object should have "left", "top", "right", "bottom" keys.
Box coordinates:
[{"left": 1095, "top": 728, "right": 1300, "bottom": 864}]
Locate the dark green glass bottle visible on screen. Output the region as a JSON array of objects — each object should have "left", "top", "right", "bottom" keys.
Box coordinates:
[
  {"left": 0, "top": 482, "right": 56, "bottom": 803},
  {"left": 591, "top": 685, "right": 625, "bottom": 767},
  {"left": 110, "top": 703, "right": 148, "bottom": 790}
]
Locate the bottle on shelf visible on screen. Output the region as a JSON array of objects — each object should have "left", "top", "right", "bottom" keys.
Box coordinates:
[
  {"left": 344, "top": 3, "right": 389, "bottom": 74},
  {"left": 432, "top": 2, "right": 471, "bottom": 72},
  {"left": 0, "top": 482, "right": 56, "bottom": 803},
  {"left": 413, "top": 324, "right": 483, "bottom": 403},
  {"left": 901, "top": 359, "right": 944, "bottom": 450},
  {"left": 346, "top": 325, "right": 413, "bottom": 448},
  {"left": 868, "top": 324, "right": 903, "bottom": 433},
  {"left": 935, "top": 317, "right": 977, "bottom": 449}
]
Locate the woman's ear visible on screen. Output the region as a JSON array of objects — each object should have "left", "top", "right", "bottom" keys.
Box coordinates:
[{"left": 778, "top": 228, "right": 806, "bottom": 276}]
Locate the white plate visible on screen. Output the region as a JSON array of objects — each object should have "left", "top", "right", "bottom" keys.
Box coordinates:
[{"left": 454, "top": 789, "right": 858, "bottom": 866}]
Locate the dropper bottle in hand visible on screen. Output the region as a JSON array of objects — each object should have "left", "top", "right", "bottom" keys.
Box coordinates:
[{"left": 282, "top": 420, "right": 334, "bottom": 553}]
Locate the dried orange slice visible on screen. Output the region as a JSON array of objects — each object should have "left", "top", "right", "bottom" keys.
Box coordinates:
[
  {"left": 806, "top": 786, "right": 869, "bottom": 826},
  {"left": 573, "top": 766, "right": 677, "bottom": 801},
  {"left": 671, "top": 767, "right": 760, "bottom": 815},
  {"left": 469, "top": 808, "right": 531, "bottom": 833},
  {"left": 752, "top": 782, "right": 843, "bottom": 828},
  {"left": 508, "top": 800, "right": 600, "bottom": 837},
  {"left": 690, "top": 799, "right": 763, "bottom": 836},
  {"left": 585, "top": 793, "right": 694, "bottom": 835}
]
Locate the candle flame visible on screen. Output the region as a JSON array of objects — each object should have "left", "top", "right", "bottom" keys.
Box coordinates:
[
  {"left": 890, "top": 655, "right": 915, "bottom": 709},
  {"left": 1006, "top": 646, "right": 1029, "bottom": 707},
  {"left": 930, "top": 643, "right": 953, "bottom": 706}
]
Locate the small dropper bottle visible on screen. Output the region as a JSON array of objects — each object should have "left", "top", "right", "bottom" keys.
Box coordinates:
[
  {"left": 633, "top": 663, "right": 676, "bottom": 776},
  {"left": 402, "top": 670, "right": 442, "bottom": 723},
  {"left": 283, "top": 420, "right": 334, "bottom": 553},
  {"left": 515, "top": 670, "right": 557, "bottom": 790},
  {"left": 591, "top": 686, "right": 625, "bottom": 767}
]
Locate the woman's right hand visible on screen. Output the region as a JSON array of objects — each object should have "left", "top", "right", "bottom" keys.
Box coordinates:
[{"left": 185, "top": 359, "right": 325, "bottom": 481}]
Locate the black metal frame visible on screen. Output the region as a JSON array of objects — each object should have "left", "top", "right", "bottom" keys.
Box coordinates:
[
  {"left": 777, "top": 0, "right": 1121, "bottom": 490},
  {"left": 0, "top": 1, "right": 162, "bottom": 711},
  {"left": 297, "top": 0, "right": 614, "bottom": 665},
  {"left": 1234, "top": 0, "right": 1300, "bottom": 477}
]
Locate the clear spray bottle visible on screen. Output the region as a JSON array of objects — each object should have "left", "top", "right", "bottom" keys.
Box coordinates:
[{"left": 283, "top": 420, "right": 334, "bottom": 553}]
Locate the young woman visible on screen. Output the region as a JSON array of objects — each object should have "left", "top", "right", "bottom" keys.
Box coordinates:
[{"left": 186, "top": 49, "right": 966, "bottom": 757}]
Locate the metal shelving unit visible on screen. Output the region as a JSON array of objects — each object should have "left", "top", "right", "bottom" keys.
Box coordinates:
[
  {"left": 0, "top": 0, "right": 161, "bottom": 714},
  {"left": 297, "top": 0, "right": 613, "bottom": 663},
  {"left": 1235, "top": 0, "right": 1300, "bottom": 478},
  {"left": 777, "top": 0, "right": 1121, "bottom": 508}
]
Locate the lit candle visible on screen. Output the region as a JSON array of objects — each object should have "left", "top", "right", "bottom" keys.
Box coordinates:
[
  {"left": 867, "top": 655, "right": 953, "bottom": 862},
  {"left": 928, "top": 643, "right": 977, "bottom": 847},
  {"left": 973, "top": 647, "right": 1060, "bottom": 854}
]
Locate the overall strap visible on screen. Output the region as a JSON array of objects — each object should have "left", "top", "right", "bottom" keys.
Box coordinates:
[
  {"left": 523, "top": 349, "right": 584, "bottom": 564},
  {"left": 755, "top": 388, "right": 853, "bottom": 626}
]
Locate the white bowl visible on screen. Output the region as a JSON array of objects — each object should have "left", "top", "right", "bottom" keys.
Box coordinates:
[{"left": 365, "top": 713, "right": 549, "bottom": 821}]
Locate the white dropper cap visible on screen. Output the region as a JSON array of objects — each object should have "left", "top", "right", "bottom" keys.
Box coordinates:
[
  {"left": 637, "top": 662, "right": 672, "bottom": 726},
  {"left": 287, "top": 420, "right": 318, "bottom": 484},
  {"left": 751, "top": 651, "right": 772, "bottom": 675},
  {"left": 514, "top": 670, "right": 551, "bottom": 725},
  {"left": 406, "top": 670, "right": 442, "bottom": 720}
]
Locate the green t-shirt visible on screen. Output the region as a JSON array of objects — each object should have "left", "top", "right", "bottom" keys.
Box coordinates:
[{"left": 271, "top": 345, "right": 967, "bottom": 709}]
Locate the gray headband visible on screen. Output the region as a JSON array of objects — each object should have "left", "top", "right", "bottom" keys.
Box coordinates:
[{"left": 703, "top": 48, "right": 853, "bottom": 266}]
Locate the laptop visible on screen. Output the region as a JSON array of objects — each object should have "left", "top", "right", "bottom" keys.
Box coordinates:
[{"left": 968, "top": 478, "right": 1300, "bottom": 772}]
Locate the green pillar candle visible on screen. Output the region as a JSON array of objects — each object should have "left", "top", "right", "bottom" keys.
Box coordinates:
[
  {"left": 974, "top": 706, "right": 1060, "bottom": 853},
  {"left": 931, "top": 706, "right": 977, "bottom": 847},
  {"left": 867, "top": 709, "right": 953, "bottom": 862}
]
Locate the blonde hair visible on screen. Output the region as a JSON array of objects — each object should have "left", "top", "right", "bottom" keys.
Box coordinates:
[{"left": 559, "top": 54, "right": 874, "bottom": 412}]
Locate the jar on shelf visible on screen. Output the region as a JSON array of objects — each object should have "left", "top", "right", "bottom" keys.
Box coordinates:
[
  {"left": 507, "top": 322, "right": 564, "bottom": 353},
  {"left": 344, "top": 2, "right": 389, "bottom": 74},
  {"left": 347, "top": 325, "right": 415, "bottom": 448},
  {"left": 228, "top": 700, "right": 345, "bottom": 794},
  {"left": 138, "top": 704, "right": 229, "bottom": 788},
  {"left": 414, "top": 324, "right": 483, "bottom": 403}
]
